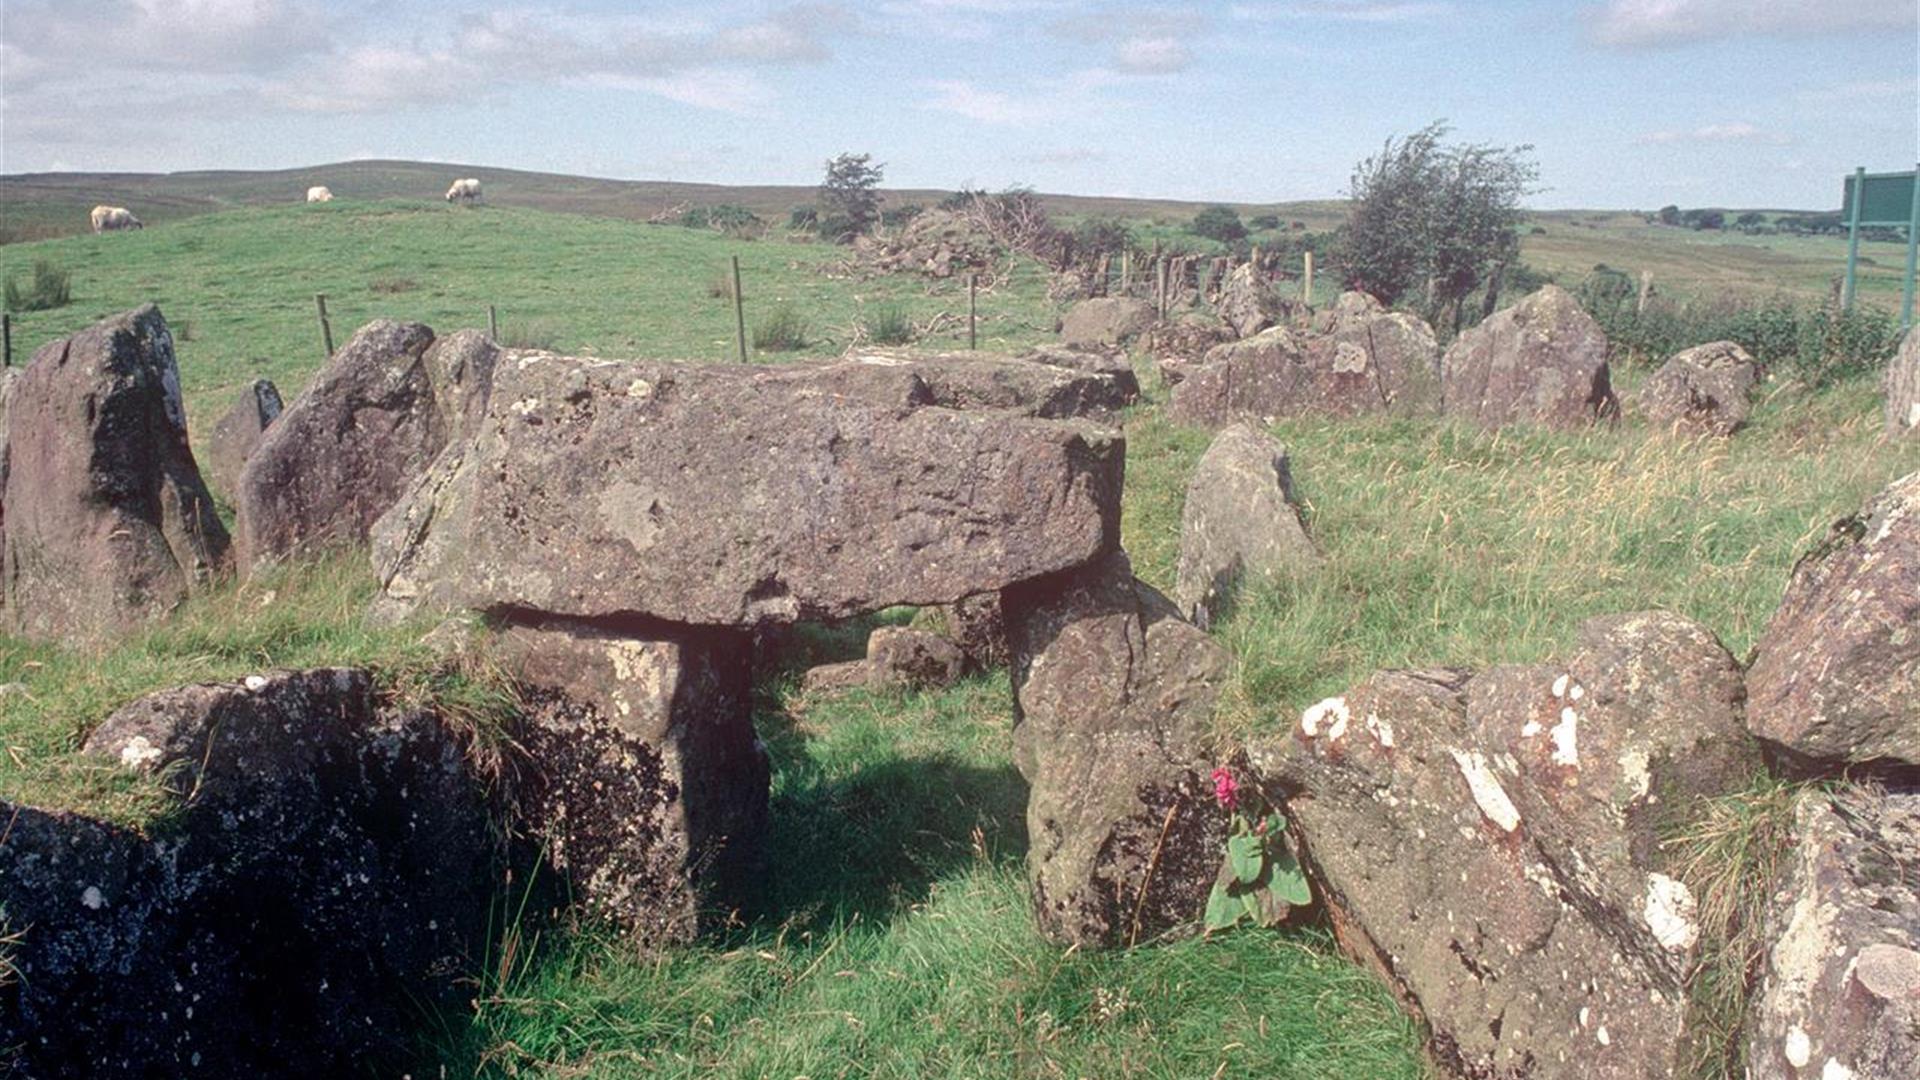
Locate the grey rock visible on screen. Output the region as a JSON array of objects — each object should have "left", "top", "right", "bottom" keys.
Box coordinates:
[
  {"left": 1005, "top": 553, "right": 1231, "bottom": 947},
  {"left": 1, "top": 305, "right": 229, "bottom": 644},
  {"left": 1216, "top": 263, "right": 1278, "bottom": 339},
  {"left": 1885, "top": 325, "right": 1920, "bottom": 437},
  {"left": 1747, "top": 470, "right": 1920, "bottom": 772},
  {"left": 1059, "top": 297, "right": 1156, "bottom": 348},
  {"left": 234, "top": 322, "right": 496, "bottom": 569},
  {"left": 1636, "top": 340, "right": 1761, "bottom": 437},
  {"left": 1441, "top": 285, "right": 1618, "bottom": 430},
  {"left": 1174, "top": 422, "right": 1319, "bottom": 628},
  {"left": 203, "top": 377, "right": 283, "bottom": 496},
  {"left": 801, "top": 626, "right": 968, "bottom": 695},
  {"left": 1747, "top": 787, "right": 1920, "bottom": 1080},
  {"left": 910, "top": 590, "right": 1008, "bottom": 671},
  {"left": 371, "top": 352, "right": 1124, "bottom": 627}
]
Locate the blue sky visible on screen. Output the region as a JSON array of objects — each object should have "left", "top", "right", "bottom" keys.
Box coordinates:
[{"left": 2, "top": 1, "right": 1914, "bottom": 209}]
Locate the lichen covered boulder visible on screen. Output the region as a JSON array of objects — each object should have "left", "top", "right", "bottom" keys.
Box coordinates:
[
  {"left": 372, "top": 352, "right": 1123, "bottom": 627},
  {"left": 1746, "top": 471, "right": 1920, "bottom": 772},
  {"left": 1215, "top": 263, "right": 1278, "bottom": 339},
  {"left": 1441, "top": 284, "right": 1617, "bottom": 430},
  {"left": 1636, "top": 340, "right": 1761, "bottom": 437},
  {"left": 203, "top": 377, "right": 283, "bottom": 495},
  {"left": 1173, "top": 422, "right": 1319, "bottom": 628},
  {"left": 1885, "top": 325, "right": 1920, "bottom": 438},
  {"left": 1747, "top": 787, "right": 1920, "bottom": 1080},
  {"left": 1005, "top": 553, "right": 1231, "bottom": 947},
  {"left": 2, "top": 305, "right": 229, "bottom": 644},
  {"left": 1059, "top": 296, "right": 1156, "bottom": 349}
]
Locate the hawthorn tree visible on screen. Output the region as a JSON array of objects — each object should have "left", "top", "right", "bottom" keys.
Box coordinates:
[
  {"left": 1341, "top": 122, "right": 1539, "bottom": 328},
  {"left": 819, "top": 152, "right": 884, "bottom": 241}
]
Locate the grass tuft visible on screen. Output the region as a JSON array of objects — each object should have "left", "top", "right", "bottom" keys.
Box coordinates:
[
  {"left": 752, "top": 305, "right": 811, "bottom": 352},
  {"left": 862, "top": 303, "right": 915, "bottom": 345}
]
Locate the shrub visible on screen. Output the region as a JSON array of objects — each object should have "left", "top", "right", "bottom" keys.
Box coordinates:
[
  {"left": 862, "top": 304, "right": 914, "bottom": 346},
  {"left": 4, "top": 260, "right": 72, "bottom": 313},
  {"left": 752, "top": 306, "right": 810, "bottom": 352},
  {"left": 880, "top": 204, "right": 925, "bottom": 229},
  {"left": 1190, "top": 204, "right": 1247, "bottom": 244},
  {"left": 499, "top": 319, "right": 561, "bottom": 351},
  {"left": 1248, "top": 213, "right": 1281, "bottom": 231},
  {"left": 678, "top": 204, "right": 762, "bottom": 235},
  {"left": 1072, "top": 216, "right": 1133, "bottom": 257},
  {"left": 788, "top": 204, "right": 818, "bottom": 230}
]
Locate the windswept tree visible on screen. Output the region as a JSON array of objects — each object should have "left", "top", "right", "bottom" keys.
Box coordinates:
[
  {"left": 1341, "top": 122, "right": 1539, "bottom": 328},
  {"left": 819, "top": 152, "right": 885, "bottom": 242}
]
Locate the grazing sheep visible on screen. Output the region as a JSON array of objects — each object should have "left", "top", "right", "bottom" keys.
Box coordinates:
[
  {"left": 89, "top": 206, "right": 143, "bottom": 233},
  {"left": 444, "top": 178, "right": 482, "bottom": 203},
  {"left": 306, "top": 186, "right": 334, "bottom": 203}
]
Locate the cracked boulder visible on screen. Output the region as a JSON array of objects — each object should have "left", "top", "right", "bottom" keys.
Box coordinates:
[
  {"left": 1174, "top": 422, "right": 1319, "bottom": 628},
  {"left": 801, "top": 625, "right": 968, "bottom": 696},
  {"left": 1636, "top": 340, "right": 1761, "bottom": 437},
  {"left": 203, "top": 377, "right": 283, "bottom": 496},
  {"left": 1885, "top": 325, "right": 1920, "bottom": 438},
  {"left": 850, "top": 344, "right": 1138, "bottom": 419},
  {"left": 1441, "top": 285, "right": 1617, "bottom": 431},
  {"left": 2, "top": 305, "right": 230, "bottom": 644},
  {"left": 371, "top": 351, "right": 1123, "bottom": 627},
  {"left": 1169, "top": 293, "right": 1440, "bottom": 428},
  {"left": 1248, "top": 610, "right": 1757, "bottom": 1078},
  {"left": 1216, "top": 263, "right": 1280, "bottom": 339},
  {"left": 0, "top": 669, "right": 492, "bottom": 1078},
  {"left": 234, "top": 323, "right": 497, "bottom": 569},
  {"left": 1747, "top": 786, "right": 1920, "bottom": 1080},
  {"left": 493, "top": 618, "right": 768, "bottom": 941},
  {"left": 1746, "top": 471, "right": 1920, "bottom": 773},
  {"left": 1005, "top": 552, "right": 1231, "bottom": 948}
]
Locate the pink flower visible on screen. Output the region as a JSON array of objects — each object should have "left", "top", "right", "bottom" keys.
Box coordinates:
[{"left": 1211, "top": 766, "right": 1238, "bottom": 810}]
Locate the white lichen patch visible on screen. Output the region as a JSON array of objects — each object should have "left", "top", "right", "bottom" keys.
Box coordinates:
[
  {"left": 1521, "top": 718, "right": 1543, "bottom": 738},
  {"left": 1550, "top": 706, "right": 1580, "bottom": 767},
  {"left": 81, "top": 886, "right": 104, "bottom": 910},
  {"left": 1331, "top": 341, "right": 1371, "bottom": 373},
  {"left": 1620, "top": 749, "right": 1651, "bottom": 800},
  {"left": 1301, "top": 697, "right": 1351, "bottom": 741},
  {"left": 1364, "top": 711, "right": 1395, "bottom": 748},
  {"left": 1595, "top": 1025, "right": 1610, "bottom": 1046},
  {"left": 118, "top": 735, "right": 163, "bottom": 771},
  {"left": 1821, "top": 1059, "right": 1856, "bottom": 1080},
  {"left": 509, "top": 396, "right": 543, "bottom": 415},
  {"left": 625, "top": 378, "right": 654, "bottom": 399},
  {"left": 1448, "top": 748, "right": 1521, "bottom": 832},
  {"left": 1552, "top": 674, "right": 1570, "bottom": 697},
  {"left": 243, "top": 675, "right": 268, "bottom": 691},
  {"left": 1643, "top": 873, "right": 1699, "bottom": 951},
  {"left": 1784, "top": 1025, "right": 1812, "bottom": 1068}
]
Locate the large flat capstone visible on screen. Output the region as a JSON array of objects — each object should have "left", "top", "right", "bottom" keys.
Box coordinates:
[{"left": 373, "top": 351, "right": 1124, "bottom": 627}]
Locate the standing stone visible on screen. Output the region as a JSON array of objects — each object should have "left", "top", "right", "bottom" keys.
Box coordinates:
[
  {"left": 1249, "top": 610, "right": 1758, "bottom": 1078},
  {"left": 203, "top": 378, "right": 283, "bottom": 495},
  {"left": 1441, "top": 284, "right": 1618, "bottom": 430},
  {"left": 910, "top": 590, "right": 1008, "bottom": 671},
  {"left": 234, "top": 323, "right": 497, "bottom": 570},
  {"left": 2, "top": 305, "right": 229, "bottom": 644},
  {"left": 1059, "top": 297, "right": 1156, "bottom": 349},
  {"left": 371, "top": 353, "right": 1123, "bottom": 627},
  {"left": 1885, "top": 325, "right": 1920, "bottom": 438},
  {"left": 1747, "top": 471, "right": 1920, "bottom": 772},
  {"left": 1747, "top": 788, "right": 1920, "bottom": 1080},
  {"left": 1005, "top": 553, "right": 1231, "bottom": 948},
  {"left": 1216, "top": 263, "right": 1277, "bottom": 339},
  {"left": 493, "top": 618, "right": 769, "bottom": 941},
  {"left": 1636, "top": 340, "right": 1761, "bottom": 437},
  {"left": 851, "top": 345, "right": 1138, "bottom": 420},
  {"left": 0, "top": 365, "right": 21, "bottom": 599},
  {"left": 1174, "top": 422, "right": 1319, "bottom": 628}
]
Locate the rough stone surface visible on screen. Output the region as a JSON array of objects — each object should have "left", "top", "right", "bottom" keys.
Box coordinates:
[
  {"left": 801, "top": 626, "right": 968, "bottom": 695},
  {"left": 1885, "top": 325, "right": 1920, "bottom": 438},
  {"left": 1, "top": 305, "right": 230, "bottom": 644},
  {"left": 372, "top": 352, "right": 1124, "bottom": 627},
  {"left": 1216, "top": 263, "right": 1279, "bottom": 339},
  {"left": 1748, "top": 787, "right": 1920, "bottom": 1080},
  {"left": 203, "top": 377, "right": 284, "bottom": 495},
  {"left": 1005, "top": 553, "right": 1231, "bottom": 948},
  {"left": 1441, "top": 284, "right": 1618, "bottom": 430},
  {"left": 492, "top": 618, "right": 768, "bottom": 939},
  {"left": 850, "top": 345, "right": 1138, "bottom": 419},
  {"left": 1174, "top": 422, "right": 1319, "bottom": 628},
  {"left": 910, "top": 590, "right": 1008, "bottom": 671},
  {"left": 0, "top": 366, "right": 21, "bottom": 600},
  {"left": 234, "top": 322, "right": 497, "bottom": 569},
  {"left": 1169, "top": 295, "right": 1441, "bottom": 428},
  {"left": 0, "top": 670, "right": 492, "bottom": 1078},
  {"left": 1636, "top": 340, "right": 1761, "bottom": 437},
  {"left": 1059, "top": 297, "right": 1156, "bottom": 348},
  {"left": 1248, "top": 610, "right": 1758, "bottom": 1079},
  {"left": 1747, "top": 471, "right": 1920, "bottom": 772}
]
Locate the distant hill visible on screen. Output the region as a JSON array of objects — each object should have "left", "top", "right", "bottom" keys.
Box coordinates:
[{"left": 0, "top": 159, "right": 1351, "bottom": 243}]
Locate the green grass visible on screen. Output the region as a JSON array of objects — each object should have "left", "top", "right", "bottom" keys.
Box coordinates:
[{"left": 3, "top": 197, "right": 1917, "bottom": 1077}]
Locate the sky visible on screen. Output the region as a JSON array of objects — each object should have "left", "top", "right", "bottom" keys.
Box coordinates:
[{"left": 2, "top": 0, "right": 1915, "bottom": 210}]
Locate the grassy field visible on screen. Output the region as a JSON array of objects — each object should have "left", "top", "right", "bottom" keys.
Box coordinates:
[{"left": 2, "top": 200, "right": 1917, "bottom": 1078}]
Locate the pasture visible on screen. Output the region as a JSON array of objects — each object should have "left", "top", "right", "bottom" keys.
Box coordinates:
[{"left": 1, "top": 197, "right": 1916, "bottom": 1078}]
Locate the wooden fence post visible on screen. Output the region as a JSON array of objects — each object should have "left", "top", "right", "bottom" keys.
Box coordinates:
[
  {"left": 1121, "top": 249, "right": 1131, "bottom": 291},
  {"left": 314, "top": 293, "right": 334, "bottom": 358},
  {"left": 488, "top": 304, "right": 499, "bottom": 342},
  {"left": 2, "top": 313, "right": 11, "bottom": 368},
  {"left": 968, "top": 273, "right": 979, "bottom": 350},
  {"left": 731, "top": 255, "right": 748, "bottom": 363},
  {"left": 1303, "top": 251, "right": 1315, "bottom": 305},
  {"left": 1636, "top": 271, "right": 1653, "bottom": 316}
]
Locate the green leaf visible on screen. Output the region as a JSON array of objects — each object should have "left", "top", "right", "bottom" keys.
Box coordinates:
[
  {"left": 1227, "top": 834, "right": 1263, "bottom": 885},
  {"left": 1268, "top": 847, "right": 1312, "bottom": 906},
  {"left": 1204, "top": 882, "right": 1244, "bottom": 931},
  {"left": 1265, "top": 812, "right": 1287, "bottom": 836}
]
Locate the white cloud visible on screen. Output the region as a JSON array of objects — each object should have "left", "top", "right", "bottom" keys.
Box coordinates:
[
  {"left": 1797, "top": 78, "right": 1917, "bottom": 105},
  {"left": 1112, "top": 36, "right": 1192, "bottom": 73},
  {"left": 1635, "top": 121, "right": 1791, "bottom": 145},
  {"left": 921, "top": 79, "right": 1063, "bottom": 124},
  {"left": 4, "top": 0, "right": 325, "bottom": 78},
  {"left": 1229, "top": 1, "right": 1455, "bottom": 23},
  {"left": 1013, "top": 146, "right": 1108, "bottom": 164},
  {"left": 1589, "top": 0, "right": 1916, "bottom": 47}
]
